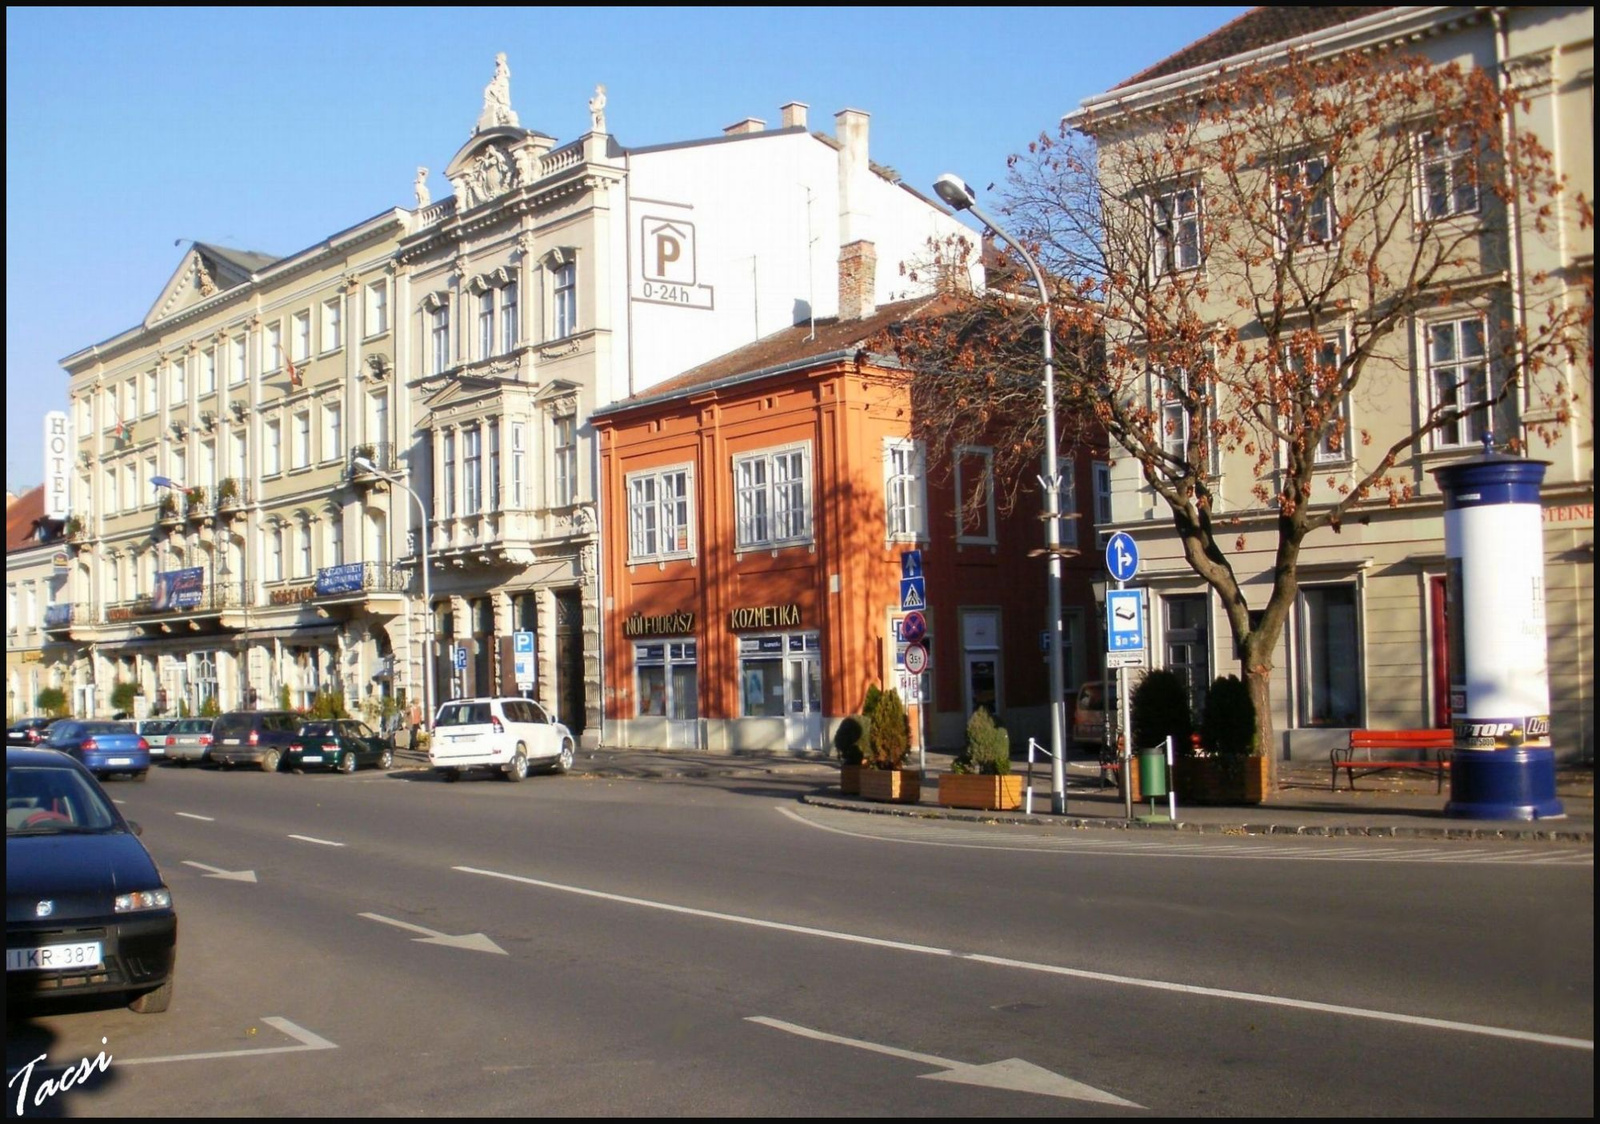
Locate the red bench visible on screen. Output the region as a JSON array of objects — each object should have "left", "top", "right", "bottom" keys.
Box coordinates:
[{"left": 1331, "top": 729, "right": 1454, "bottom": 792}]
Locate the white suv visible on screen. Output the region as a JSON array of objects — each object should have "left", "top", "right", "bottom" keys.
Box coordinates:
[{"left": 429, "top": 697, "right": 576, "bottom": 782}]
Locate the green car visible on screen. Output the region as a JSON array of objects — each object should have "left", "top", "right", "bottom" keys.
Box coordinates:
[{"left": 283, "top": 721, "right": 395, "bottom": 775}]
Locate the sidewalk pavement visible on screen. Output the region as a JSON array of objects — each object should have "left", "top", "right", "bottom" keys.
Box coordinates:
[{"left": 397, "top": 742, "right": 1593, "bottom": 844}]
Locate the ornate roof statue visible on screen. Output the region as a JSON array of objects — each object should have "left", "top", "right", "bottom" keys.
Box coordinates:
[
  {"left": 589, "top": 84, "right": 607, "bottom": 133},
  {"left": 414, "top": 167, "right": 431, "bottom": 209},
  {"left": 477, "top": 52, "right": 520, "bottom": 132}
]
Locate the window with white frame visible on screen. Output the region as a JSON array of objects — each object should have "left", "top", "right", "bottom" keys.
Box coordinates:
[
  {"left": 489, "top": 421, "right": 501, "bottom": 509},
  {"left": 883, "top": 438, "right": 927, "bottom": 541},
  {"left": 1287, "top": 333, "right": 1353, "bottom": 464},
  {"left": 553, "top": 261, "right": 577, "bottom": 338},
  {"left": 293, "top": 311, "right": 311, "bottom": 363},
  {"left": 108, "top": 558, "right": 120, "bottom": 603},
  {"left": 321, "top": 297, "right": 341, "bottom": 353},
  {"left": 230, "top": 429, "right": 247, "bottom": 480},
  {"left": 200, "top": 440, "right": 216, "bottom": 487},
  {"left": 627, "top": 466, "right": 693, "bottom": 561},
  {"left": 368, "top": 389, "right": 388, "bottom": 445},
  {"left": 737, "top": 445, "right": 812, "bottom": 550},
  {"left": 1152, "top": 182, "right": 1202, "bottom": 274},
  {"left": 1418, "top": 128, "right": 1480, "bottom": 220},
  {"left": 123, "top": 464, "right": 136, "bottom": 514},
  {"left": 955, "top": 446, "right": 995, "bottom": 543},
  {"left": 430, "top": 303, "right": 450, "bottom": 375},
  {"left": 293, "top": 411, "right": 311, "bottom": 469},
  {"left": 122, "top": 379, "right": 136, "bottom": 425},
  {"left": 322, "top": 402, "right": 341, "bottom": 464},
  {"left": 142, "top": 370, "right": 157, "bottom": 416},
  {"left": 1092, "top": 462, "right": 1113, "bottom": 529},
  {"left": 231, "top": 336, "right": 248, "bottom": 385},
  {"left": 144, "top": 456, "right": 158, "bottom": 506},
  {"left": 329, "top": 517, "right": 344, "bottom": 567},
  {"left": 295, "top": 522, "right": 312, "bottom": 577},
  {"left": 553, "top": 414, "right": 577, "bottom": 506},
  {"left": 201, "top": 348, "right": 217, "bottom": 396},
  {"left": 266, "top": 322, "right": 283, "bottom": 372},
  {"left": 364, "top": 280, "right": 388, "bottom": 338},
  {"left": 1157, "top": 368, "right": 1214, "bottom": 470},
  {"left": 170, "top": 357, "right": 186, "bottom": 406},
  {"left": 478, "top": 290, "right": 495, "bottom": 360},
  {"left": 500, "top": 281, "right": 518, "bottom": 352},
  {"left": 442, "top": 431, "right": 457, "bottom": 518},
  {"left": 170, "top": 448, "right": 186, "bottom": 493},
  {"left": 511, "top": 422, "right": 525, "bottom": 508},
  {"left": 1278, "top": 155, "right": 1335, "bottom": 247},
  {"left": 463, "top": 426, "right": 482, "bottom": 515},
  {"left": 1428, "top": 315, "right": 1490, "bottom": 448},
  {"left": 264, "top": 419, "right": 282, "bottom": 476},
  {"left": 268, "top": 525, "right": 285, "bottom": 582},
  {"left": 635, "top": 640, "right": 698, "bottom": 719},
  {"left": 1060, "top": 457, "right": 1080, "bottom": 549}
]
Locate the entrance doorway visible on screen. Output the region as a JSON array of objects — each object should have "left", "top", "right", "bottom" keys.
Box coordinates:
[
  {"left": 784, "top": 644, "right": 823, "bottom": 752},
  {"left": 555, "top": 589, "right": 586, "bottom": 737}
]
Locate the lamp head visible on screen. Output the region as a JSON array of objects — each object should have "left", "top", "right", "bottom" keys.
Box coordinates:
[
  {"left": 350, "top": 456, "right": 377, "bottom": 475},
  {"left": 933, "top": 173, "right": 976, "bottom": 212}
]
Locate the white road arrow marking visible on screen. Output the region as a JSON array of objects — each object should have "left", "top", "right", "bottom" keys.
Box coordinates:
[
  {"left": 358, "top": 912, "right": 507, "bottom": 955},
  {"left": 746, "top": 1016, "right": 1140, "bottom": 1106},
  {"left": 181, "top": 860, "right": 258, "bottom": 883}
]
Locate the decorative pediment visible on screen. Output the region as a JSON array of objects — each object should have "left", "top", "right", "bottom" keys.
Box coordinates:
[
  {"left": 417, "top": 374, "right": 504, "bottom": 425},
  {"left": 145, "top": 244, "right": 274, "bottom": 328},
  {"left": 421, "top": 290, "right": 450, "bottom": 313}
]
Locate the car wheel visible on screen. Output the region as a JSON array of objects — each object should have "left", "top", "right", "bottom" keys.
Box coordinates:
[
  {"left": 441, "top": 768, "right": 461, "bottom": 783},
  {"left": 133, "top": 770, "right": 149, "bottom": 783},
  {"left": 128, "top": 978, "right": 173, "bottom": 1014},
  {"left": 553, "top": 738, "right": 575, "bottom": 774},
  {"left": 338, "top": 751, "right": 356, "bottom": 775},
  {"left": 261, "top": 749, "right": 282, "bottom": 773},
  {"left": 504, "top": 745, "right": 528, "bottom": 782},
  {"left": 378, "top": 748, "right": 393, "bottom": 770}
]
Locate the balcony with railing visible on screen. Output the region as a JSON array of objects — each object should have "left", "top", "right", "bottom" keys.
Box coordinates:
[
  {"left": 120, "top": 580, "right": 255, "bottom": 622},
  {"left": 215, "top": 476, "right": 252, "bottom": 514}
]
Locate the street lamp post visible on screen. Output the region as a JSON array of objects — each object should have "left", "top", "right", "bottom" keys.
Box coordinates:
[
  {"left": 352, "top": 457, "right": 436, "bottom": 735},
  {"left": 932, "top": 173, "right": 1069, "bottom": 815}
]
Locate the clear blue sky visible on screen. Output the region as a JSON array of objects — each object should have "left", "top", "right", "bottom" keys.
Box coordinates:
[{"left": 4, "top": 5, "right": 1246, "bottom": 493}]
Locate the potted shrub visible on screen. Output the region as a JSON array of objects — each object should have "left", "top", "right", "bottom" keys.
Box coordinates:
[
  {"left": 216, "top": 477, "right": 241, "bottom": 509},
  {"left": 1176, "top": 674, "right": 1269, "bottom": 805},
  {"left": 158, "top": 493, "right": 179, "bottom": 522},
  {"left": 835, "top": 685, "right": 884, "bottom": 795},
  {"left": 859, "top": 688, "right": 919, "bottom": 803},
  {"left": 937, "top": 707, "right": 1022, "bottom": 810},
  {"left": 1127, "top": 668, "right": 1194, "bottom": 802}
]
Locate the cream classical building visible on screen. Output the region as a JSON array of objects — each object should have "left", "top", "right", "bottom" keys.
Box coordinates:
[
  {"left": 55, "top": 55, "right": 975, "bottom": 741},
  {"left": 1069, "top": 6, "right": 1593, "bottom": 761}
]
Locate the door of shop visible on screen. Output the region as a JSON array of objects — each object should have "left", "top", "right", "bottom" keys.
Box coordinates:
[{"left": 784, "top": 638, "right": 823, "bottom": 752}]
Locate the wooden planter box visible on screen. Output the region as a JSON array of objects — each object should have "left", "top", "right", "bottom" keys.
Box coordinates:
[
  {"left": 859, "top": 768, "right": 921, "bottom": 804},
  {"left": 839, "top": 764, "right": 861, "bottom": 795},
  {"left": 1173, "top": 755, "right": 1270, "bottom": 805},
  {"left": 936, "top": 773, "right": 1023, "bottom": 811}
]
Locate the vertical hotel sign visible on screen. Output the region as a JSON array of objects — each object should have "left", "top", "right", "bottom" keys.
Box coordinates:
[{"left": 44, "top": 411, "right": 72, "bottom": 520}]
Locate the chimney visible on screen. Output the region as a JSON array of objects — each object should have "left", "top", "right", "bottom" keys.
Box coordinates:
[
  {"left": 780, "top": 101, "right": 809, "bottom": 130},
  {"left": 723, "top": 117, "right": 766, "bottom": 136},
  {"left": 836, "top": 108, "right": 875, "bottom": 320}
]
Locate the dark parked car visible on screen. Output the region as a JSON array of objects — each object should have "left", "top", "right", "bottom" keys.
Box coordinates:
[
  {"left": 210, "top": 710, "right": 301, "bottom": 772},
  {"left": 43, "top": 721, "right": 151, "bottom": 782},
  {"left": 162, "top": 717, "right": 218, "bottom": 765},
  {"left": 6, "top": 746, "right": 177, "bottom": 1013},
  {"left": 285, "top": 721, "right": 395, "bottom": 774},
  {"left": 7, "top": 717, "right": 60, "bottom": 747}
]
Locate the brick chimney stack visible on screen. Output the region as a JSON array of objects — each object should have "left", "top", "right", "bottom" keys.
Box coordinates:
[
  {"left": 723, "top": 117, "right": 766, "bottom": 136},
  {"left": 781, "top": 101, "right": 809, "bottom": 129},
  {"left": 836, "top": 108, "right": 875, "bottom": 321}
]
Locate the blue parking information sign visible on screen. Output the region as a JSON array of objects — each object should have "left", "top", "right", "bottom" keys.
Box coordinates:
[
  {"left": 454, "top": 645, "right": 468, "bottom": 671},
  {"left": 1106, "top": 588, "right": 1146, "bottom": 652}
]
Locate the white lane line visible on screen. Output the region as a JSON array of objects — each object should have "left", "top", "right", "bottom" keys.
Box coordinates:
[
  {"left": 175, "top": 812, "right": 215, "bottom": 822},
  {"left": 457, "top": 864, "right": 1593, "bottom": 1053},
  {"left": 88, "top": 1018, "right": 335, "bottom": 1068},
  {"left": 287, "top": 834, "right": 344, "bottom": 847}
]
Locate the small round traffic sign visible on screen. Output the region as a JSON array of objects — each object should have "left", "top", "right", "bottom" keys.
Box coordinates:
[
  {"left": 904, "top": 642, "right": 929, "bottom": 675},
  {"left": 901, "top": 610, "right": 927, "bottom": 643}
]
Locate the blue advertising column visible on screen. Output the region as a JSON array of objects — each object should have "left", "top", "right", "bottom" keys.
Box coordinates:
[{"left": 1431, "top": 454, "right": 1563, "bottom": 819}]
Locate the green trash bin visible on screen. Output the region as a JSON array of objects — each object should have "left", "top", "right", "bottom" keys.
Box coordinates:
[{"left": 1138, "top": 747, "right": 1168, "bottom": 798}]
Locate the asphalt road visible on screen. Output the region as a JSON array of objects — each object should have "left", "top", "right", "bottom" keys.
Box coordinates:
[{"left": 7, "top": 762, "right": 1593, "bottom": 1117}]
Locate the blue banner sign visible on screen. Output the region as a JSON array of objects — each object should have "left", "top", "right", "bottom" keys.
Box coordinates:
[
  {"left": 152, "top": 567, "right": 204, "bottom": 611},
  {"left": 315, "top": 563, "right": 366, "bottom": 596}
]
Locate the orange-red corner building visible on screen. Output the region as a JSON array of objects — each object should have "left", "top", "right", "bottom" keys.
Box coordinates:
[{"left": 593, "top": 298, "right": 1108, "bottom": 755}]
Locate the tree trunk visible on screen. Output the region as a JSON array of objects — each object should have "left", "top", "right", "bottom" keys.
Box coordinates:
[{"left": 1243, "top": 663, "right": 1278, "bottom": 798}]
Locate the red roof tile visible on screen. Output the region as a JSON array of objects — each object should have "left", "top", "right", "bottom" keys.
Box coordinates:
[
  {"left": 1116, "top": 6, "right": 1394, "bottom": 89},
  {"left": 5, "top": 485, "right": 46, "bottom": 552}
]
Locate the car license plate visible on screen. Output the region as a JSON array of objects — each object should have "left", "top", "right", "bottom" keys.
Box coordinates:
[
  {"left": 7, "top": 941, "right": 104, "bottom": 972},
  {"left": 108, "top": 757, "right": 132, "bottom": 765},
  {"left": 222, "top": 738, "right": 241, "bottom": 745},
  {"left": 302, "top": 755, "right": 323, "bottom": 763}
]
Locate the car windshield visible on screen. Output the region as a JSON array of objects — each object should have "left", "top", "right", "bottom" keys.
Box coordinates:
[
  {"left": 6, "top": 763, "right": 121, "bottom": 835},
  {"left": 175, "top": 719, "right": 212, "bottom": 734},
  {"left": 300, "top": 722, "right": 337, "bottom": 737}
]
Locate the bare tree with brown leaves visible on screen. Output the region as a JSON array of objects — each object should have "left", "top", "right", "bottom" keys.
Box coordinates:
[{"left": 888, "top": 48, "right": 1592, "bottom": 790}]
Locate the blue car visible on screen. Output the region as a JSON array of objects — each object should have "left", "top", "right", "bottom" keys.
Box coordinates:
[
  {"left": 6, "top": 746, "right": 177, "bottom": 1013},
  {"left": 43, "top": 721, "right": 151, "bottom": 782}
]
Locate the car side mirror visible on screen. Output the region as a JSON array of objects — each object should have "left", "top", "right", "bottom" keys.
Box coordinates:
[{"left": 127, "top": 821, "right": 143, "bottom": 836}]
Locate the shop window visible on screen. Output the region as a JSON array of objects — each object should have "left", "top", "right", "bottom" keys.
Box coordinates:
[
  {"left": 634, "top": 641, "right": 698, "bottom": 719},
  {"left": 1297, "top": 583, "right": 1362, "bottom": 727}
]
